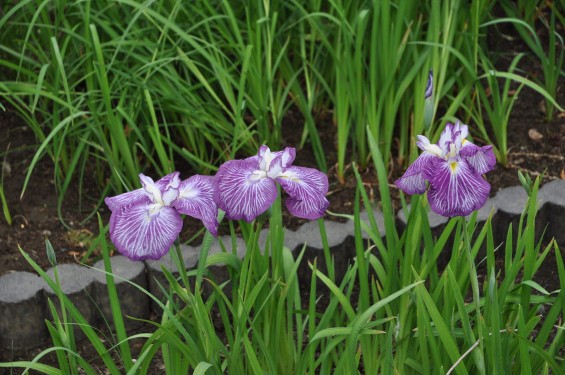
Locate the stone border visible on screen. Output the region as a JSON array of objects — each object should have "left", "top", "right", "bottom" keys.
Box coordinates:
[{"left": 1, "top": 181, "right": 563, "bottom": 350}]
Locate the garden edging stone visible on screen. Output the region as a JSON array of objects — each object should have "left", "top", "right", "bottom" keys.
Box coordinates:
[{"left": 0, "top": 181, "right": 564, "bottom": 350}]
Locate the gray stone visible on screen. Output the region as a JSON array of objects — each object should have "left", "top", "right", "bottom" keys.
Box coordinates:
[
  {"left": 203, "top": 236, "right": 246, "bottom": 296},
  {"left": 397, "top": 203, "right": 450, "bottom": 243},
  {"left": 295, "top": 220, "right": 350, "bottom": 249},
  {"left": 397, "top": 203, "right": 449, "bottom": 229},
  {"left": 41, "top": 264, "right": 97, "bottom": 339},
  {"left": 540, "top": 179, "right": 565, "bottom": 206},
  {"left": 492, "top": 186, "right": 530, "bottom": 216},
  {"left": 473, "top": 198, "right": 497, "bottom": 223},
  {"left": 0, "top": 271, "right": 47, "bottom": 349},
  {"left": 92, "top": 256, "right": 149, "bottom": 329},
  {"left": 257, "top": 228, "right": 301, "bottom": 255},
  {"left": 209, "top": 235, "right": 247, "bottom": 260},
  {"left": 345, "top": 209, "right": 386, "bottom": 240},
  {"left": 492, "top": 185, "right": 547, "bottom": 245},
  {"left": 257, "top": 228, "right": 270, "bottom": 252},
  {"left": 293, "top": 220, "right": 353, "bottom": 286}
]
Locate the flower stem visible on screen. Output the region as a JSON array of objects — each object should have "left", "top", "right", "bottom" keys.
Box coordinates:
[{"left": 172, "top": 237, "right": 189, "bottom": 289}]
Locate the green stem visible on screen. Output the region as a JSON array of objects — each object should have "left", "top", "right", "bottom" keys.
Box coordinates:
[
  {"left": 172, "top": 237, "right": 189, "bottom": 289},
  {"left": 318, "top": 218, "right": 335, "bottom": 283},
  {"left": 461, "top": 216, "right": 486, "bottom": 374}
]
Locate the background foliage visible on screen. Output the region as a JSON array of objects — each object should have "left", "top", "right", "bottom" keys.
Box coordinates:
[{"left": 1, "top": 0, "right": 563, "bottom": 208}]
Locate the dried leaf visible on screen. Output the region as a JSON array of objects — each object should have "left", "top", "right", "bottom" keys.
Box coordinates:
[
  {"left": 1, "top": 161, "right": 11, "bottom": 177},
  {"left": 528, "top": 128, "right": 543, "bottom": 142},
  {"left": 539, "top": 100, "right": 546, "bottom": 114},
  {"left": 560, "top": 169, "right": 565, "bottom": 179}
]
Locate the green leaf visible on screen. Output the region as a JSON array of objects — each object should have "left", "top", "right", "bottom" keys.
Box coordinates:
[
  {"left": 193, "top": 361, "right": 213, "bottom": 375},
  {"left": 520, "top": 280, "right": 552, "bottom": 296}
]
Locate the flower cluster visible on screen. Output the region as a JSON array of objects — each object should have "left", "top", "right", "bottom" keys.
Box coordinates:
[
  {"left": 106, "top": 146, "right": 329, "bottom": 260},
  {"left": 395, "top": 122, "right": 496, "bottom": 217},
  {"left": 107, "top": 70, "right": 495, "bottom": 260}
]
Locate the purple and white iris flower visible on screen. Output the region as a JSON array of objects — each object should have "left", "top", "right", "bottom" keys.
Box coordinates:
[
  {"left": 105, "top": 172, "right": 218, "bottom": 260},
  {"left": 424, "top": 70, "right": 434, "bottom": 130},
  {"left": 395, "top": 122, "right": 496, "bottom": 217},
  {"left": 215, "top": 145, "right": 329, "bottom": 222}
]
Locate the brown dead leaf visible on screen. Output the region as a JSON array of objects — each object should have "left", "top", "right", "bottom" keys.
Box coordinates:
[
  {"left": 539, "top": 100, "right": 546, "bottom": 114},
  {"left": 561, "top": 169, "right": 565, "bottom": 179},
  {"left": 528, "top": 128, "right": 543, "bottom": 142}
]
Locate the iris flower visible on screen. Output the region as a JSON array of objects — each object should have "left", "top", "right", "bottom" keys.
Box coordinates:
[
  {"left": 105, "top": 172, "right": 218, "bottom": 260},
  {"left": 215, "top": 145, "right": 329, "bottom": 222},
  {"left": 395, "top": 122, "right": 496, "bottom": 217},
  {"left": 424, "top": 70, "right": 434, "bottom": 130},
  {"left": 424, "top": 69, "right": 433, "bottom": 99}
]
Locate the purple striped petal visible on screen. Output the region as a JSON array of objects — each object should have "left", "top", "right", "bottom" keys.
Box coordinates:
[
  {"left": 105, "top": 172, "right": 181, "bottom": 212},
  {"left": 438, "top": 122, "right": 468, "bottom": 149},
  {"left": 105, "top": 188, "right": 148, "bottom": 212},
  {"left": 425, "top": 70, "right": 433, "bottom": 99},
  {"left": 215, "top": 159, "right": 278, "bottom": 222},
  {"left": 277, "top": 147, "right": 296, "bottom": 168},
  {"left": 276, "top": 166, "right": 329, "bottom": 220},
  {"left": 395, "top": 152, "right": 436, "bottom": 194},
  {"left": 172, "top": 175, "right": 219, "bottom": 236},
  {"left": 109, "top": 204, "right": 183, "bottom": 260},
  {"left": 460, "top": 142, "right": 496, "bottom": 175},
  {"left": 257, "top": 145, "right": 296, "bottom": 171},
  {"left": 423, "top": 157, "right": 490, "bottom": 217}
]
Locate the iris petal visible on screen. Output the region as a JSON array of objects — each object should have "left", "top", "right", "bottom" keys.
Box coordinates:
[
  {"left": 278, "top": 147, "right": 296, "bottom": 168},
  {"left": 105, "top": 172, "right": 181, "bottom": 212},
  {"left": 173, "top": 175, "right": 219, "bottom": 236},
  {"left": 416, "top": 136, "right": 442, "bottom": 157},
  {"left": 257, "top": 145, "right": 296, "bottom": 171},
  {"left": 276, "top": 166, "right": 329, "bottom": 220},
  {"left": 109, "top": 204, "right": 183, "bottom": 260},
  {"left": 105, "top": 189, "right": 149, "bottom": 212},
  {"left": 215, "top": 159, "right": 278, "bottom": 222},
  {"left": 425, "top": 70, "right": 433, "bottom": 99},
  {"left": 395, "top": 152, "right": 436, "bottom": 194},
  {"left": 460, "top": 143, "right": 496, "bottom": 175},
  {"left": 160, "top": 173, "right": 181, "bottom": 206},
  {"left": 438, "top": 122, "right": 468, "bottom": 149},
  {"left": 423, "top": 157, "right": 490, "bottom": 217}
]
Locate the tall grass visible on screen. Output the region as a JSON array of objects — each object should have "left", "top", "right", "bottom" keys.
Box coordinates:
[
  {"left": 290, "top": 0, "right": 494, "bottom": 178},
  {"left": 500, "top": 2, "right": 565, "bottom": 121},
  {"left": 1, "top": 0, "right": 563, "bottom": 204}
]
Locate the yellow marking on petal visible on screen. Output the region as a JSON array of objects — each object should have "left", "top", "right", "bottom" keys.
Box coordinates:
[
  {"left": 462, "top": 139, "right": 468, "bottom": 145},
  {"left": 450, "top": 161, "right": 458, "bottom": 173}
]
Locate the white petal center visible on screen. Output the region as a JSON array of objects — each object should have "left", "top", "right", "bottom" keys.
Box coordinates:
[{"left": 249, "top": 170, "right": 268, "bottom": 182}]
